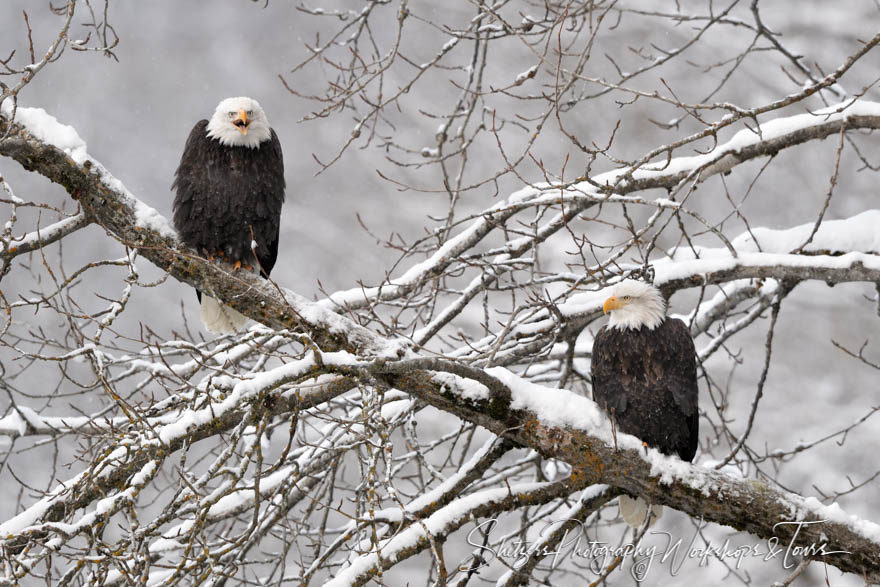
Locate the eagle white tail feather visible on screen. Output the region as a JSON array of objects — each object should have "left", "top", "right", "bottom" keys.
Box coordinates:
[
  {"left": 618, "top": 495, "right": 663, "bottom": 528},
  {"left": 200, "top": 295, "right": 249, "bottom": 334}
]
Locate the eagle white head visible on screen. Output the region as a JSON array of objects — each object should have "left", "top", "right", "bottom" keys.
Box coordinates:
[
  {"left": 205, "top": 96, "right": 272, "bottom": 148},
  {"left": 602, "top": 279, "right": 666, "bottom": 331}
]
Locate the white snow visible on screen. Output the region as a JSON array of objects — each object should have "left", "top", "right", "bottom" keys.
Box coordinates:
[
  {"left": 133, "top": 200, "right": 175, "bottom": 237},
  {"left": 319, "top": 199, "right": 512, "bottom": 309},
  {"left": 1, "top": 104, "right": 88, "bottom": 164},
  {"left": 2, "top": 103, "right": 177, "bottom": 238},
  {"left": 47, "top": 459, "right": 159, "bottom": 541},
  {"left": 3, "top": 212, "right": 88, "bottom": 255},
  {"left": 0, "top": 469, "right": 89, "bottom": 536},
  {"left": 731, "top": 209, "right": 880, "bottom": 254},
  {"left": 486, "top": 366, "right": 609, "bottom": 434},
  {"left": 379, "top": 436, "right": 501, "bottom": 520},
  {"left": 507, "top": 285, "right": 612, "bottom": 340},
  {"left": 628, "top": 100, "right": 880, "bottom": 182},
  {"left": 157, "top": 353, "right": 318, "bottom": 444},
  {"left": 0, "top": 409, "right": 28, "bottom": 436},
  {"left": 508, "top": 184, "right": 543, "bottom": 204},
  {"left": 540, "top": 457, "right": 572, "bottom": 481},
  {"left": 436, "top": 342, "right": 880, "bottom": 549},
  {"left": 687, "top": 279, "right": 772, "bottom": 334},
  {"left": 0, "top": 405, "right": 130, "bottom": 438},
  {"left": 522, "top": 209, "right": 880, "bottom": 334},
  {"left": 645, "top": 449, "right": 705, "bottom": 488},
  {"left": 319, "top": 99, "right": 880, "bottom": 314},
  {"left": 431, "top": 371, "right": 490, "bottom": 402},
  {"left": 326, "top": 481, "right": 554, "bottom": 587},
  {"left": 655, "top": 250, "right": 880, "bottom": 285},
  {"left": 514, "top": 65, "right": 538, "bottom": 85},
  {"left": 148, "top": 397, "right": 413, "bottom": 566},
  {"left": 797, "top": 497, "right": 880, "bottom": 543}
]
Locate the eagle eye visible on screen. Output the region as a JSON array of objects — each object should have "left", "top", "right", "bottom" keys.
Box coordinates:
[
  {"left": 246, "top": 110, "right": 254, "bottom": 117},
  {"left": 622, "top": 295, "right": 631, "bottom": 301}
]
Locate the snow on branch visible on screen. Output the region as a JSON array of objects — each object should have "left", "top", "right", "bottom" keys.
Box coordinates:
[
  {"left": 7, "top": 99, "right": 876, "bottom": 354},
  {"left": 0, "top": 210, "right": 90, "bottom": 259},
  {"left": 325, "top": 480, "right": 601, "bottom": 587},
  {"left": 390, "top": 366, "right": 880, "bottom": 583},
  {"left": 0, "top": 103, "right": 407, "bottom": 359},
  {"left": 3, "top": 101, "right": 880, "bottom": 582},
  {"left": 0, "top": 405, "right": 129, "bottom": 439},
  {"left": 488, "top": 211, "right": 880, "bottom": 359},
  {"left": 0, "top": 353, "right": 347, "bottom": 541},
  {"left": 320, "top": 99, "right": 880, "bottom": 312}
]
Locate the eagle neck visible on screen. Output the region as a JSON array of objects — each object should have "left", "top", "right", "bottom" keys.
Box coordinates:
[{"left": 608, "top": 309, "right": 665, "bottom": 331}]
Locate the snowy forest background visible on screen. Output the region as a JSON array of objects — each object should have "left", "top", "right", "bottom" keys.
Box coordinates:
[{"left": 1, "top": 1, "right": 879, "bottom": 585}]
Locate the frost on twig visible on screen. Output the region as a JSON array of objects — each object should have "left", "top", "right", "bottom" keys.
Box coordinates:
[{"left": 2, "top": 3, "right": 880, "bottom": 584}]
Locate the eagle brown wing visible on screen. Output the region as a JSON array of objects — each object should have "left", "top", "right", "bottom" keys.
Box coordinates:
[
  {"left": 172, "top": 121, "right": 286, "bottom": 303},
  {"left": 591, "top": 318, "right": 698, "bottom": 461}
]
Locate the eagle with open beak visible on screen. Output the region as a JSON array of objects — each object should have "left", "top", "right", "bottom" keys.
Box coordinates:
[{"left": 232, "top": 109, "right": 250, "bottom": 134}]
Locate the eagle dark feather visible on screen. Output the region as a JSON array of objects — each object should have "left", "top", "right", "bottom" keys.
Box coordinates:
[
  {"left": 172, "top": 119, "right": 285, "bottom": 291},
  {"left": 591, "top": 318, "right": 698, "bottom": 461}
]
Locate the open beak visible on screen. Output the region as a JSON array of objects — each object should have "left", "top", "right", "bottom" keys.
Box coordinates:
[
  {"left": 603, "top": 296, "right": 625, "bottom": 314},
  {"left": 233, "top": 109, "right": 250, "bottom": 135}
]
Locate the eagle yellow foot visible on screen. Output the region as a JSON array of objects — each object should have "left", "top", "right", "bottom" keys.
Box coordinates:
[{"left": 233, "top": 260, "right": 242, "bottom": 271}]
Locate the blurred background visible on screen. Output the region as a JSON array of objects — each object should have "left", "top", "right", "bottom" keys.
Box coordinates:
[{"left": 1, "top": 1, "right": 879, "bottom": 584}]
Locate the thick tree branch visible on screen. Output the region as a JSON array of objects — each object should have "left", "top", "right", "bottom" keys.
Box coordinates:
[
  {"left": 1, "top": 104, "right": 879, "bottom": 583},
  {"left": 387, "top": 366, "right": 880, "bottom": 581},
  {"left": 0, "top": 107, "right": 402, "bottom": 358}
]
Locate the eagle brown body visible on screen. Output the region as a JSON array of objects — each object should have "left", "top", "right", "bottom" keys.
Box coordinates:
[
  {"left": 172, "top": 119, "right": 285, "bottom": 279},
  {"left": 171, "top": 97, "right": 285, "bottom": 333},
  {"left": 591, "top": 317, "right": 698, "bottom": 461},
  {"left": 590, "top": 279, "right": 699, "bottom": 528}
]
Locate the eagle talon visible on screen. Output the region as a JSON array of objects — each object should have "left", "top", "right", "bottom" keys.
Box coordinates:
[{"left": 233, "top": 260, "right": 242, "bottom": 271}]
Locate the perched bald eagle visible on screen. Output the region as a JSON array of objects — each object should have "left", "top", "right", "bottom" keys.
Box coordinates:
[
  {"left": 172, "top": 97, "right": 285, "bottom": 333},
  {"left": 591, "top": 280, "right": 698, "bottom": 528}
]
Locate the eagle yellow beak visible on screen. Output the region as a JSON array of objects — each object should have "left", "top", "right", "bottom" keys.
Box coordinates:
[
  {"left": 234, "top": 109, "right": 250, "bottom": 135},
  {"left": 603, "top": 296, "right": 625, "bottom": 314}
]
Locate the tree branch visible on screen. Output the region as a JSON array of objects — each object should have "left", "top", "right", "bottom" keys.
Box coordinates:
[{"left": 2, "top": 102, "right": 879, "bottom": 583}]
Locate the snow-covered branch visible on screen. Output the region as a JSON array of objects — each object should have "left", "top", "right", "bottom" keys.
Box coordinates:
[
  {"left": 0, "top": 104, "right": 404, "bottom": 359},
  {"left": 322, "top": 100, "right": 880, "bottom": 314},
  {"left": 0, "top": 209, "right": 90, "bottom": 261},
  {"left": 4, "top": 95, "right": 880, "bottom": 580},
  {"left": 2, "top": 15, "right": 880, "bottom": 581}
]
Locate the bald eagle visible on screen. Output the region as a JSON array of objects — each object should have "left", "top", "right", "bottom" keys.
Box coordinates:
[
  {"left": 591, "top": 279, "right": 698, "bottom": 528},
  {"left": 172, "top": 97, "right": 285, "bottom": 333}
]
